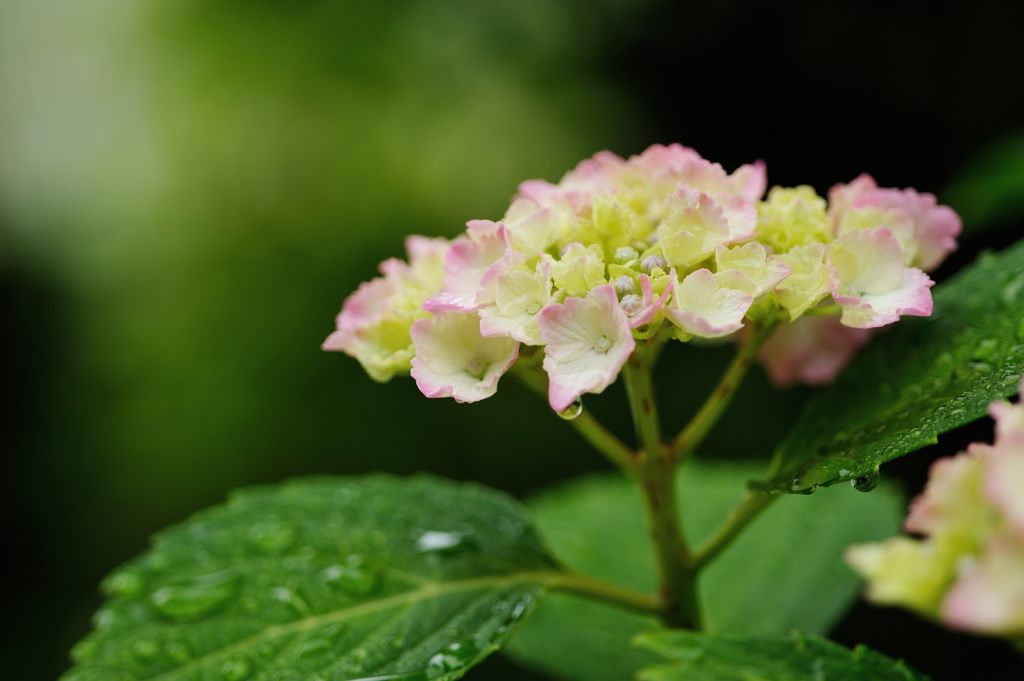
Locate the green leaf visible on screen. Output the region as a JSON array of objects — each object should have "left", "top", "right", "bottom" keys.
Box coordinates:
[
  {"left": 634, "top": 629, "right": 931, "bottom": 681},
  {"left": 945, "top": 130, "right": 1024, "bottom": 233},
  {"left": 771, "top": 239, "right": 1024, "bottom": 493},
  {"left": 505, "top": 462, "right": 903, "bottom": 681},
  {"left": 62, "top": 475, "right": 561, "bottom": 681}
]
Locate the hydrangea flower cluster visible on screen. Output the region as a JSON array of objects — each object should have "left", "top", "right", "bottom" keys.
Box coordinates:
[
  {"left": 846, "top": 378, "right": 1024, "bottom": 637},
  {"left": 324, "top": 144, "right": 960, "bottom": 410}
]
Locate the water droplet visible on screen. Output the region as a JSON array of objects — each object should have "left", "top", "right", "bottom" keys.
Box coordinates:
[
  {"left": 165, "top": 641, "right": 191, "bottom": 664},
  {"left": 221, "top": 658, "right": 251, "bottom": 681},
  {"left": 789, "top": 476, "right": 818, "bottom": 495},
  {"left": 71, "top": 638, "right": 99, "bottom": 664},
  {"left": 248, "top": 520, "right": 295, "bottom": 554},
  {"left": 973, "top": 338, "right": 1000, "bottom": 361},
  {"left": 132, "top": 639, "right": 160, "bottom": 661},
  {"left": 93, "top": 608, "right": 117, "bottom": 629},
  {"left": 425, "top": 642, "right": 478, "bottom": 679},
  {"left": 103, "top": 569, "right": 144, "bottom": 598},
  {"left": 968, "top": 360, "right": 993, "bottom": 373},
  {"left": 1000, "top": 272, "right": 1024, "bottom": 305},
  {"left": 558, "top": 398, "right": 583, "bottom": 420},
  {"left": 272, "top": 586, "right": 312, "bottom": 616},
  {"left": 322, "top": 556, "right": 378, "bottom": 595},
  {"left": 294, "top": 639, "right": 331, "bottom": 661},
  {"left": 416, "top": 531, "right": 466, "bottom": 554},
  {"left": 851, "top": 469, "right": 880, "bottom": 492},
  {"left": 150, "top": 570, "right": 238, "bottom": 620}
]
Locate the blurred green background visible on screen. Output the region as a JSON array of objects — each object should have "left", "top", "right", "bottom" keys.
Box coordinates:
[{"left": 4, "top": 1, "right": 1023, "bottom": 679}]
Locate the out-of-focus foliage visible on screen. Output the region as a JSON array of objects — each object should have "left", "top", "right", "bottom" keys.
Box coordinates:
[
  {"left": 507, "top": 463, "right": 902, "bottom": 681},
  {"left": 1, "top": 1, "right": 654, "bottom": 677},
  {"left": 946, "top": 131, "right": 1024, "bottom": 234},
  {"left": 7, "top": 1, "right": 1024, "bottom": 680}
]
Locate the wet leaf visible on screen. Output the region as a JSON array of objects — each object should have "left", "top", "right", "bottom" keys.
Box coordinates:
[
  {"left": 635, "top": 629, "right": 930, "bottom": 681},
  {"left": 769, "top": 239, "right": 1024, "bottom": 493},
  {"left": 62, "top": 476, "right": 559, "bottom": 681}
]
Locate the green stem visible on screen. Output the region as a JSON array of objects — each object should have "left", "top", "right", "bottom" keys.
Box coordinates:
[
  {"left": 622, "top": 352, "right": 701, "bottom": 629},
  {"left": 670, "top": 320, "right": 776, "bottom": 462},
  {"left": 511, "top": 364, "right": 638, "bottom": 476},
  {"left": 546, "top": 572, "right": 661, "bottom": 615},
  {"left": 692, "top": 491, "right": 776, "bottom": 569}
]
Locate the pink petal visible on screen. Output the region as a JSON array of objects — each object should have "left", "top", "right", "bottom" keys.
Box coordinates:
[
  {"left": 425, "top": 222, "right": 512, "bottom": 313},
  {"left": 628, "top": 273, "right": 675, "bottom": 329},
  {"left": 664, "top": 269, "right": 753, "bottom": 339},
  {"left": 538, "top": 285, "right": 635, "bottom": 412},
  {"left": 410, "top": 313, "right": 519, "bottom": 404},
  {"left": 942, "top": 537, "right": 1024, "bottom": 635},
  {"left": 758, "top": 316, "right": 872, "bottom": 387},
  {"left": 829, "top": 173, "right": 961, "bottom": 271}
]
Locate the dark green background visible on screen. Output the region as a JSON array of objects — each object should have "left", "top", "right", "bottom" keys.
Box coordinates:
[{"left": 5, "top": 1, "right": 1023, "bottom": 679}]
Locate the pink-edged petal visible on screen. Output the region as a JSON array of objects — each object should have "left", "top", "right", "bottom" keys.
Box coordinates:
[
  {"left": 410, "top": 312, "right": 519, "bottom": 403},
  {"left": 538, "top": 285, "right": 635, "bottom": 412},
  {"left": 991, "top": 379, "right": 1024, "bottom": 449},
  {"left": 829, "top": 227, "right": 934, "bottom": 329},
  {"left": 758, "top": 315, "right": 871, "bottom": 387},
  {"left": 905, "top": 448, "right": 989, "bottom": 536},
  {"left": 322, "top": 277, "right": 394, "bottom": 351},
  {"left": 941, "top": 537, "right": 1024, "bottom": 635},
  {"left": 425, "top": 221, "right": 512, "bottom": 313},
  {"left": 516, "top": 150, "right": 625, "bottom": 215},
  {"left": 478, "top": 257, "right": 553, "bottom": 345},
  {"left": 657, "top": 188, "right": 735, "bottom": 269},
  {"left": 627, "top": 273, "right": 675, "bottom": 329},
  {"left": 985, "top": 382, "right": 1024, "bottom": 534},
  {"left": 832, "top": 268, "right": 934, "bottom": 329},
  {"left": 664, "top": 269, "right": 753, "bottom": 339},
  {"left": 829, "top": 173, "right": 961, "bottom": 271},
  {"left": 633, "top": 143, "right": 764, "bottom": 233}
]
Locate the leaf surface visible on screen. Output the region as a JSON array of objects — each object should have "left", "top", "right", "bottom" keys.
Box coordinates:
[
  {"left": 506, "top": 463, "right": 902, "bottom": 681},
  {"left": 772, "top": 240, "right": 1024, "bottom": 493},
  {"left": 634, "top": 629, "right": 930, "bottom": 681},
  {"left": 63, "top": 475, "right": 559, "bottom": 681}
]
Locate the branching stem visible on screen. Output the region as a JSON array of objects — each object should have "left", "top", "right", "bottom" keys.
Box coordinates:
[
  {"left": 512, "top": 364, "right": 638, "bottom": 477},
  {"left": 546, "top": 572, "right": 660, "bottom": 615},
  {"left": 692, "top": 491, "right": 777, "bottom": 569},
  {"left": 623, "top": 349, "right": 701, "bottom": 629}
]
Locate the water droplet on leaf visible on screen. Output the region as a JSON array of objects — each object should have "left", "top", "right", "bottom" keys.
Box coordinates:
[
  {"left": 221, "top": 658, "right": 251, "bottom": 681},
  {"left": 426, "top": 642, "right": 478, "bottom": 679},
  {"left": 322, "top": 556, "right": 378, "bottom": 595},
  {"left": 851, "top": 469, "right": 880, "bottom": 492},
  {"left": 103, "top": 569, "right": 144, "bottom": 598},
  {"left": 248, "top": 520, "right": 295, "bottom": 554},
  {"left": 416, "top": 531, "right": 466, "bottom": 554},
  {"left": 131, "top": 639, "right": 160, "bottom": 661},
  {"left": 150, "top": 570, "right": 238, "bottom": 620}
]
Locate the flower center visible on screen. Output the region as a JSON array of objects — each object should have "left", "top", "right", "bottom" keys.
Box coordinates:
[
  {"left": 466, "top": 358, "right": 489, "bottom": 379},
  {"left": 594, "top": 336, "right": 612, "bottom": 353}
]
